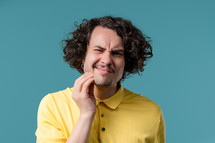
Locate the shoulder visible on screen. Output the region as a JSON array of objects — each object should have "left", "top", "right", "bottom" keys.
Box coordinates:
[
  {"left": 38, "top": 87, "right": 75, "bottom": 112},
  {"left": 36, "top": 88, "right": 76, "bottom": 140},
  {"left": 122, "top": 88, "right": 162, "bottom": 114}
]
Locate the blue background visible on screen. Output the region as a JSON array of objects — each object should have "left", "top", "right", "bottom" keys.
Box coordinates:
[{"left": 0, "top": 0, "right": 214, "bottom": 142}]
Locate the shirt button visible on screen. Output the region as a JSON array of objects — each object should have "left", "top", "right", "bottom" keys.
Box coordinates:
[
  {"left": 101, "top": 127, "right": 105, "bottom": 132},
  {"left": 101, "top": 114, "right": 104, "bottom": 118},
  {"left": 99, "top": 102, "right": 103, "bottom": 105}
]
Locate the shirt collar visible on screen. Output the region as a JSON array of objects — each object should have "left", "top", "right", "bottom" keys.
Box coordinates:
[{"left": 96, "top": 84, "right": 124, "bottom": 109}]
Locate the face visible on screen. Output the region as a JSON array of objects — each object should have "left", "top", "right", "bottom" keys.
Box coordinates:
[{"left": 83, "top": 26, "right": 125, "bottom": 87}]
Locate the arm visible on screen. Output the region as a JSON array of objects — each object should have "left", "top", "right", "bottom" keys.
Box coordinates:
[
  {"left": 66, "top": 72, "right": 96, "bottom": 143},
  {"left": 155, "top": 112, "right": 165, "bottom": 143},
  {"left": 66, "top": 113, "right": 95, "bottom": 143}
]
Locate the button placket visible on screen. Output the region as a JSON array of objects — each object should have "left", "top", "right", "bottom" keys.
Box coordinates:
[{"left": 99, "top": 102, "right": 106, "bottom": 135}]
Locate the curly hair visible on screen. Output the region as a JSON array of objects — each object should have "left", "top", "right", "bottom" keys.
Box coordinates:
[{"left": 63, "top": 16, "right": 153, "bottom": 81}]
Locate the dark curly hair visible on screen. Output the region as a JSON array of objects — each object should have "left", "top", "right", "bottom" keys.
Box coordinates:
[{"left": 63, "top": 16, "right": 153, "bottom": 81}]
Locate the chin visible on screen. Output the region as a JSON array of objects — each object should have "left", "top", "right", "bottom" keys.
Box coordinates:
[{"left": 94, "top": 79, "right": 112, "bottom": 87}]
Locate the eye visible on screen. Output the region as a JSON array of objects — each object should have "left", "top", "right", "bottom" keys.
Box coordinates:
[
  {"left": 112, "top": 51, "right": 123, "bottom": 56},
  {"left": 94, "top": 49, "right": 103, "bottom": 52}
]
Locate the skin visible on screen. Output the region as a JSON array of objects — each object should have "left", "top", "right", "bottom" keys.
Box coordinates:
[
  {"left": 83, "top": 26, "right": 125, "bottom": 100},
  {"left": 66, "top": 26, "right": 125, "bottom": 143}
]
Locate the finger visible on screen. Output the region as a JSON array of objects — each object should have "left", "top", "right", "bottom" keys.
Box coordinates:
[
  {"left": 74, "top": 72, "right": 93, "bottom": 92},
  {"left": 81, "top": 77, "right": 94, "bottom": 97},
  {"left": 77, "top": 74, "right": 93, "bottom": 92},
  {"left": 75, "top": 72, "right": 92, "bottom": 84},
  {"left": 72, "top": 75, "right": 93, "bottom": 101}
]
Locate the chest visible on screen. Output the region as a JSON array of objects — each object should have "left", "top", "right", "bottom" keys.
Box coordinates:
[{"left": 88, "top": 105, "right": 159, "bottom": 143}]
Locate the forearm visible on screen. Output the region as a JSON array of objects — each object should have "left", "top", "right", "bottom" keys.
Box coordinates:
[{"left": 66, "top": 113, "right": 95, "bottom": 143}]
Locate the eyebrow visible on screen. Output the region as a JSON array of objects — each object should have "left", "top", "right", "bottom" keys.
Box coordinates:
[
  {"left": 94, "top": 46, "right": 105, "bottom": 50},
  {"left": 94, "top": 45, "right": 124, "bottom": 51}
]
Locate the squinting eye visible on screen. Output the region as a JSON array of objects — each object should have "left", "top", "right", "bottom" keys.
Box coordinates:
[
  {"left": 112, "top": 52, "right": 123, "bottom": 56},
  {"left": 94, "top": 49, "right": 102, "bottom": 52}
]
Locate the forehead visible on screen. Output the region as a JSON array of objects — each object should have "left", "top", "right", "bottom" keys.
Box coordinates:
[{"left": 89, "top": 26, "right": 123, "bottom": 49}]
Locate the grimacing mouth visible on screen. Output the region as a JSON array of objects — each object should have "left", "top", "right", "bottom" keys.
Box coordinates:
[{"left": 93, "top": 63, "right": 115, "bottom": 73}]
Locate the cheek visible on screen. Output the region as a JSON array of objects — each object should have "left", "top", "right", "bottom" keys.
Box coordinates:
[
  {"left": 117, "top": 60, "right": 125, "bottom": 73},
  {"left": 89, "top": 55, "right": 98, "bottom": 63},
  {"left": 84, "top": 54, "right": 99, "bottom": 72}
]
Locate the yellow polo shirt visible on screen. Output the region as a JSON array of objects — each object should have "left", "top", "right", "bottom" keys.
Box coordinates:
[{"left": 35, "top": 85, "right": 165, "bottom": 143}]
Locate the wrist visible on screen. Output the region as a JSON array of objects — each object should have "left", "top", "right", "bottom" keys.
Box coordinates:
[{"left": 80, "top": 111, "right": 96, "bottom": 119}]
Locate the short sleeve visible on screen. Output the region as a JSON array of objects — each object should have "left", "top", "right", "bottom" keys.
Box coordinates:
[
  {"left": 35, "top": 95, "right": 67, "bottom": 143},
  {"left": 155, "top": 112, "right": 165, "bottom": 143}
]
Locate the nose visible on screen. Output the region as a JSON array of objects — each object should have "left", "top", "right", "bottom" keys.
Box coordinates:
[{"left": 101, "top": 52, "right": 113, "bottom": 65}]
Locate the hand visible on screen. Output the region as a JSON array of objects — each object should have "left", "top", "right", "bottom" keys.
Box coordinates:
[{"left": 72, "top": 72, "right": 96, "bottom": 116}]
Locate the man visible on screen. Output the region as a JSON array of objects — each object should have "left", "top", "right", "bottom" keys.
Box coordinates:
[{"left": 35, "top": 16, "right": 165, "bottom": 143}]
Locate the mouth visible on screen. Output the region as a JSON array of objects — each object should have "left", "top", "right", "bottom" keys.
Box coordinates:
[
  {"left": 96, "top": 67, "right": 113, "bottom": 74},
  {"left": 93, "top": 63, "right": 115, "bottom": 75},
  {"left": 93, "top": 63, "right": 114, "bottom": 74}
]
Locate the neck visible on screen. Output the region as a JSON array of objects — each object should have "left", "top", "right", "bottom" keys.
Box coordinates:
[{"left": 94, "top": 83, "right": 120, "bottom": 100}]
